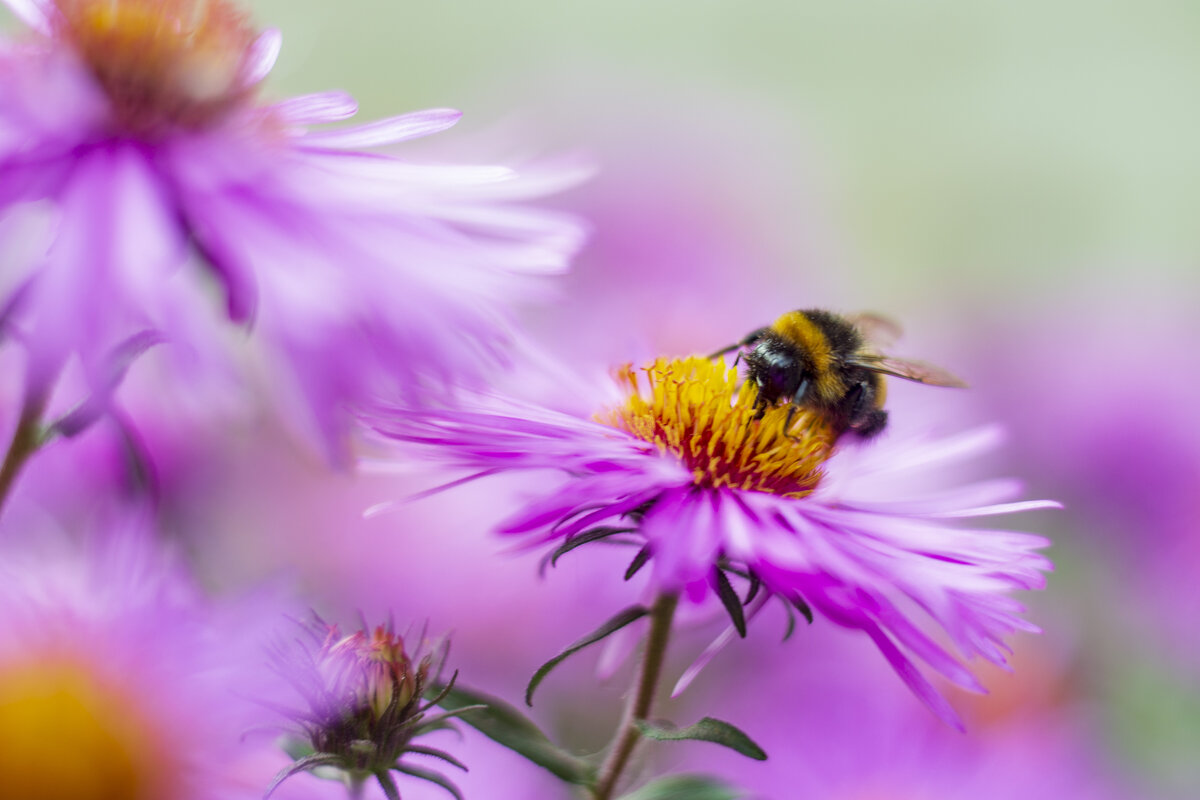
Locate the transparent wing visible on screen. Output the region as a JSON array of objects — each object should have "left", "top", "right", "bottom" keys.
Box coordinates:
[
  {"left": 845, "top": 312, "right": 903, "bottom": 348},
  {"left": 847, "top": 353, "right": 968, "bottom": 388}
]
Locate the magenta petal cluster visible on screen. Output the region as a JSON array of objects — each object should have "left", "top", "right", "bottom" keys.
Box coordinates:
[
  {"left": 370, "top": 373, "right": 1056, "bottom": 728},
  {"left": 0, "top": 0, "right": 585, "bottom": 458},
  {"left": 0, "top": 514, "right": 285, "bottom": 799}
]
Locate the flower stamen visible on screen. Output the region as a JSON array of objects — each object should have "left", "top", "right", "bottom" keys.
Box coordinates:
[
  {"left": 605, "top": 356, "right": 837, "bottom": 498},
  {"left": 53, "top": 0, "right": 259, "bottom": 133}
]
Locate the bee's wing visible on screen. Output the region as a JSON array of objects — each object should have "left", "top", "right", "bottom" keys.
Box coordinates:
[
  {"left": 848, "top": 353, "right": 968, "bottom": 388},
  {"left": 846, "top": 312, "right": 903, "bottom": 348}
]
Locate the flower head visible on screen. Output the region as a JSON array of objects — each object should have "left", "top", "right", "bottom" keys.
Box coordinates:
[
  {"left": 0, "top": 515, "right": 284, "bottom": 800},
  {"left": 0, "top": 0, "right": 585, "bottom": 459},
  {"left": 269, "top": 616, "right": 466, "bottom": 799},
  {"left": 370, "top": 356, "right": 1056, "bottom": 728}
]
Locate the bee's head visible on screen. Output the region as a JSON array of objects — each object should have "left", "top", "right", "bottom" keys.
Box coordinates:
[{"left": 745, "top": 338, "right": 808, "bottom": 403}]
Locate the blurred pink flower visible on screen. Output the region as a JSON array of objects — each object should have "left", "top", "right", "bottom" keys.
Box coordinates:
[
  {"left": 0, "top": 0, "right": 585, "bottom": 460},
  {"left": 0, "top": 513, "right": 289, "bottom": 800},
  {"left": 369, "top": 356, "right": 1056, "bottom": 728}
]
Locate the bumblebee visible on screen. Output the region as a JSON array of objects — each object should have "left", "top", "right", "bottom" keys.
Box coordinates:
[{"left": 710, "top": 309, "right": 966, "bottom": 438}]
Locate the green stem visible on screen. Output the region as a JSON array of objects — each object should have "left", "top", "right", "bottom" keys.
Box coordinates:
[
  {"left": 593, "top": 592, "right": 679, "bottom": 800},
  {"left": 0, "top": 392, "right": 48, "bottom": 518}
]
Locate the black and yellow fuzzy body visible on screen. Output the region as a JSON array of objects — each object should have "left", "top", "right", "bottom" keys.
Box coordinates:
[
  {"left": 712, "top": 309, "right": 965, "bottom": 440},
  {"left": 744, "top": 310, "right": 888, "bottom": 437}
]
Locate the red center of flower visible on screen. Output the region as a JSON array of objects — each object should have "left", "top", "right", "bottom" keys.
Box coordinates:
[
  {"left": 606, "top": 357, "right": 836, "bottom": 498},
  {"left": 52, "top": 0, "right": 260, "bottom": 135}
]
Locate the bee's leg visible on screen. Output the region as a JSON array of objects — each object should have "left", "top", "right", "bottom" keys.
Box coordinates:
[
  {"left": 780, "top": 379, "right": 810, "bottom": 439},
  {"left": 707, "top": 328, "right": 769, "bottom": 361},
  {"left": 855, "top": 409, "right": 889, "bottom": 438},
  {"left": 845, "top": 381, "right": 888, "bottom": 438}
]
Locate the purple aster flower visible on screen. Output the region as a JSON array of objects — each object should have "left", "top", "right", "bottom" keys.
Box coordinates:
[
  {"left": 0, "top": 513, "right": 289, "bottom": 800},
  {"left": 267, "top": 615, "right": 469, "bottom": 800},
  {"left": 368, "top": 356, "right": 1056, "bottom": 728},
  {"left": 0, "top": 0, "right": 585, "bottom": 460}
]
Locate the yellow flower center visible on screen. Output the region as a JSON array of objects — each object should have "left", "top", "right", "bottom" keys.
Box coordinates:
[
  {"left": 605, "top": 357, "right": 836, "bottom": 498},
  {"left": 0, "top": 658, "right": 173, "bottom": 800},
  {"left": 53, "top": 0, "right": 259, "bottom": 134}
]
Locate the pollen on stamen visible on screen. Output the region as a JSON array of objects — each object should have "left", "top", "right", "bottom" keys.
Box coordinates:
[
  {"left": 52, "top": 0, "right": 260, "bottom": 134},
  {"left": 604, "top": 356, "right": 837, "bottom": 498}
]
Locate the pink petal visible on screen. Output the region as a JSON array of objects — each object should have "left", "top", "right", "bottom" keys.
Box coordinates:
[
  {"left": 241, "top": 28, "right": 282, "bottom": 87},
  {"left": 299, "top": 108, "right": 462, "bottom": 149},
  {"left": 270, "top": 92, "right": 358, "bottom": 125}
]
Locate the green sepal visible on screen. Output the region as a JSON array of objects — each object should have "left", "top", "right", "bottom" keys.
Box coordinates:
[
  {"left": 374, "top": 770, "right": 402, "bottom": 800},
  {"left": 712, "top": 570, "right": 747, "bottom": 638},
  {"left": 634, "top": 717, "right": 768, "bottom": 761},
  {"left": 781, "top": 600, "right": 798, "bottom": 642},
  {"left": 550, "top": 526, "right": 636, "bottom": 567},
  {"left": 618, "top": 774, "right": 744, "bottom": 800},
  {"left": 789, "top": 593, "right": 814, "bottom": 625},
  {"left": 625, "top": 545, "right": 652, "bottom": 580},
  {"left": 432, "top": 684, "right": 595, "bottom": 786},
  {"left": 394, "top": 762, "right": 465, "bottom": 800},
  {"left": 279, "top": 735, "right": 316, "bottom": 762},
  {"left": 263, "top": 753, "right": 345, "bottom": 798},
  {"left": 526, "top": 604, "right": 649, "bottom": 707}
]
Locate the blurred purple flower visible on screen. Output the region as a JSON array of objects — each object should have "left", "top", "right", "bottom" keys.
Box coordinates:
[
  {"left": 0, "top": 513, "right": 288, "bottom": 800},
  {"left": 0, "top": 0, "right": 585, "bottom": 460},
  {"left": 369, "top": 356, "right": 1056, "bottom": 728}
]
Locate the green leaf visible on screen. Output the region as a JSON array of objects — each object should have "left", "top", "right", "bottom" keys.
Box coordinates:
[
  {"left": 625, "top": 545, "right": 652, "bottom": 580},
  {"left": 432, "top": 684, "right": 595, "bottom": 786},
  {"left": 712, "top": 570, "right": 747, "bottom": 638},
  {"left": 526, "top": 605, "right": 648, "bottom": 707},
  {"left": 635, "top": 717, "right": 768, "bottom": 761},
  {"left": 618, "top": 774, "right": 744, "bottom": 800}
]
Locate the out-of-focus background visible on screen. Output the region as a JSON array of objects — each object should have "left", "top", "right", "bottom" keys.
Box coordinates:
[{"left": 6, "top": 1, "right": 1200, "bottom": 798}]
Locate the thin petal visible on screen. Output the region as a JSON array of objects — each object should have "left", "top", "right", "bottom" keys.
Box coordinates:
[
  {"left": 270, "top": 91, "right": 358, "bottom": 125},
  {"left": 300, "top": 108, "right": 462, "bottom": 149},
  {"left": 2, "top": 0, "right": 53, "bottom": 33},
  {"left": 241, "top": 28, "right": 282, "bottom": 87}
]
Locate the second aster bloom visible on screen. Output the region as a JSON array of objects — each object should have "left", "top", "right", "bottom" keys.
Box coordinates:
[
  {"left": 269, "top": 617, "right": 466, "bottom": 799},
  {"left": 369, "top": 357, "right": 1057, "bottom": 728},
  {"left": 0, "top": 0, "right": 584, "bottom": 459}
]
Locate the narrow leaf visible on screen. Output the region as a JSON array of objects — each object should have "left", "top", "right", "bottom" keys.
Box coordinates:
[
  {"left": 711, "top": 570, "right": 746, "bottom": 638},
  {"left": 618, "top": 774, "right": 743, "bottom": 800},
  {"left": 433, "top": 684, "right": 595, "bottom": 786},
  {"left": 635, "top": 717, "right": 768, "bottom": 761},
  {"left": 412, "top": 704, "right": 487, "bottom": 734},
  {"left": 625, "top": 545, "right": 652, "bottom": 580},
  {"left": 526, "top": 605, "right": 648, "bottom": 706},
  {"left": 394, "top": 763, "right": 464, "bottom": 800}
]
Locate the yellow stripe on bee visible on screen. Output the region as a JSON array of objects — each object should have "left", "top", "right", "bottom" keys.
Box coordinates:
[
  {"left": 771, "top": 311, "right": 844, "bottom": 403},
  {"left": 603, "top": 356, "right": 836, "bottom": 499}
]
